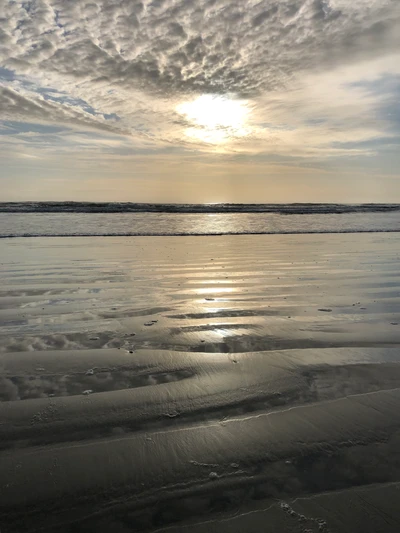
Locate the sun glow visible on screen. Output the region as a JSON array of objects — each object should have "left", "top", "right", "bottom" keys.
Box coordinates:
[{"left": 177, "top": 94, "right": 250, "bottom": 144}]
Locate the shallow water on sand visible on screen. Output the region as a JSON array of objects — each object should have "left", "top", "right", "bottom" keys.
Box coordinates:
[
  {"left": 2, "top": 210, "right": 400, "bottom": 237},
  {"left": 1, "top": 233, "right": 400, "bottom": 532}
]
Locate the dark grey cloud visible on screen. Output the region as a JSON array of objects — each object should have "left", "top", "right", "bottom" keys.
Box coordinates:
[{"left": 252, "top": 6, "right": 279, "bottom": 27}]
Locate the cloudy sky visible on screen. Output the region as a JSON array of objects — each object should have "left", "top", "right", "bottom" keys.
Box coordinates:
[{"left": 1, "top": 0, "right": 400, "bottom": 203}]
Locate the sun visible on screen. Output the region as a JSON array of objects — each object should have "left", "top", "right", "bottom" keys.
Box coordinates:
[{"left": 176, "top": 94, "right": 250, "bottom": 144}]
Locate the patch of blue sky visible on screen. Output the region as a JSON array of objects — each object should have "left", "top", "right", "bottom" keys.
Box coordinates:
[
  {"left": 40, "top": 91, "right": 97, "bottom": 115},
  {"left": 0, "top": 67, "right": 15, "bottom": 81},
  {"left": 381, "top": 102, "right": 400, "bottom": 132},
  {"left": 0, "top": 121, "right": 66, "bottom": 135},
  {"left": 36, "top": 86, "right": 67, "bottom": 95},
  {"left": 103, "top": 113, "right": 120, "bottom": 121},
  {"left": 34, "top": 90, "right": 120, "bottom": 121},
  {"left": 347, "top": 74, "right": 400, "bottom": 97},
  {"left": 346, "top": 74, "right": 400, "bottom": 133},
  {"left": 3, "top": 73, "right": 121, "bottom": 123},
  {"left": 332, "top": 136, "right": 400, "bottom": 151}
]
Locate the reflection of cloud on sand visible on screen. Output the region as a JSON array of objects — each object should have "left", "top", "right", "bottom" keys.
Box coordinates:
[
  {"left": 0, "top": 377, "right": 19, "bottom": 401},
  {"left": 0, "top": 366, "right": 196, "bottom": 401}
]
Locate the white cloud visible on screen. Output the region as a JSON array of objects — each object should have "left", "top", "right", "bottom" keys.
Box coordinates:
[{"left": 0, "top": 0, "right": 399, "bottom": 158}]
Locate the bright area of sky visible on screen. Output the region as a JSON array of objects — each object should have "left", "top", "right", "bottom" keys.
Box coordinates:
[{"left": 1, "top": 0, "right": 400, "bottom": 203}]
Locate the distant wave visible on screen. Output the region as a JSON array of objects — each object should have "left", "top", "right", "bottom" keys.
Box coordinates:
[
  {"left": 1, "top": 202, "right": 400, "bottom": 214},
  {"left": 2, "top": 229, "right": 400, "bottom": 238}
]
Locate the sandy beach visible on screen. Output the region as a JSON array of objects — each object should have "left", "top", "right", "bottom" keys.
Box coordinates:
[
  {"left": 1, "top": 233, "right": 400, "bottom": 532},
  {"left": 3, "top": 0, "right": 400, "bottom": 528}
]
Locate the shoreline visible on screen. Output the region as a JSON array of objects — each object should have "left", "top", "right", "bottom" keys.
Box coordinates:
[{"left": 2, "top": 227, "right": 400, "bottom": 238}]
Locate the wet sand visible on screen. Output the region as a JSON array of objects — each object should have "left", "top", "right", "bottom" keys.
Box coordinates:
[{"left": 1, "top": 233, "right": 400, "bottom": 532}]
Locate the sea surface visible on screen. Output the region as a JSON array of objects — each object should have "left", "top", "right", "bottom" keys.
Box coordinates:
[
  {"left": 2, "top": 206, "right": 400, "bottom": 532},
  {"left": 1, "top": 202, "right": 400, "bottom": 237}
]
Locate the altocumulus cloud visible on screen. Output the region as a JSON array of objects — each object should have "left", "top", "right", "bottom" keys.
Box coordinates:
[{"left": 1, "top": 0, "right": 400, "bottom": 158}]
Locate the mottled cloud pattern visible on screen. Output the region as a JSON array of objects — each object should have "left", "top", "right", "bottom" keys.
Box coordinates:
[{"left": 1, "top": 0, "right": 400, "bottom": 200}]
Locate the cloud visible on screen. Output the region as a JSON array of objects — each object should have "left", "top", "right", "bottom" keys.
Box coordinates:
[
  {"left": 0, "top": 86, "right": 125, "bottom": 133},
  {"left": 0, "top": 0, "right": 399, "bottom": 160}
]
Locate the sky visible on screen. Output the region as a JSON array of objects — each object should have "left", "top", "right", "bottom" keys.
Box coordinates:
[{"left": 1, "top": 0, "right": 400, "bottom": 203}]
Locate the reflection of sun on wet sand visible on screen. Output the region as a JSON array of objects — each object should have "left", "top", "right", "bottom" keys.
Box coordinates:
[{"left": 1, "top": 233, "right": 400, "bottom": 532}]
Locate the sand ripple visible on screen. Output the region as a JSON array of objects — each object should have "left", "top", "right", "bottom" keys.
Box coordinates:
[{"left": 1, "top": 233, "right": 400, "bottom": 532}]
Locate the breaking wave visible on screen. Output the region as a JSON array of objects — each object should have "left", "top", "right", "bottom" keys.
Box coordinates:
[{"left": 1, "top": 202, "right": 400, "bottom": 214}]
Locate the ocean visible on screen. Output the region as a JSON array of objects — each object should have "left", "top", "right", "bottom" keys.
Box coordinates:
[{"left": 1, "top": 203, "right": 400, "bottom": 237}]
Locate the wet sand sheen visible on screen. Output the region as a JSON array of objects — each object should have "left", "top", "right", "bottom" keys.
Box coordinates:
[{"left": 1, "top": 233, "right": 400, "bottom": 532}]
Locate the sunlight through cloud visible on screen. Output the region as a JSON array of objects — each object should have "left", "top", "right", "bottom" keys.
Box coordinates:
[{"left": 177, "top": 94, "right": 251, "bottom": 144}]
